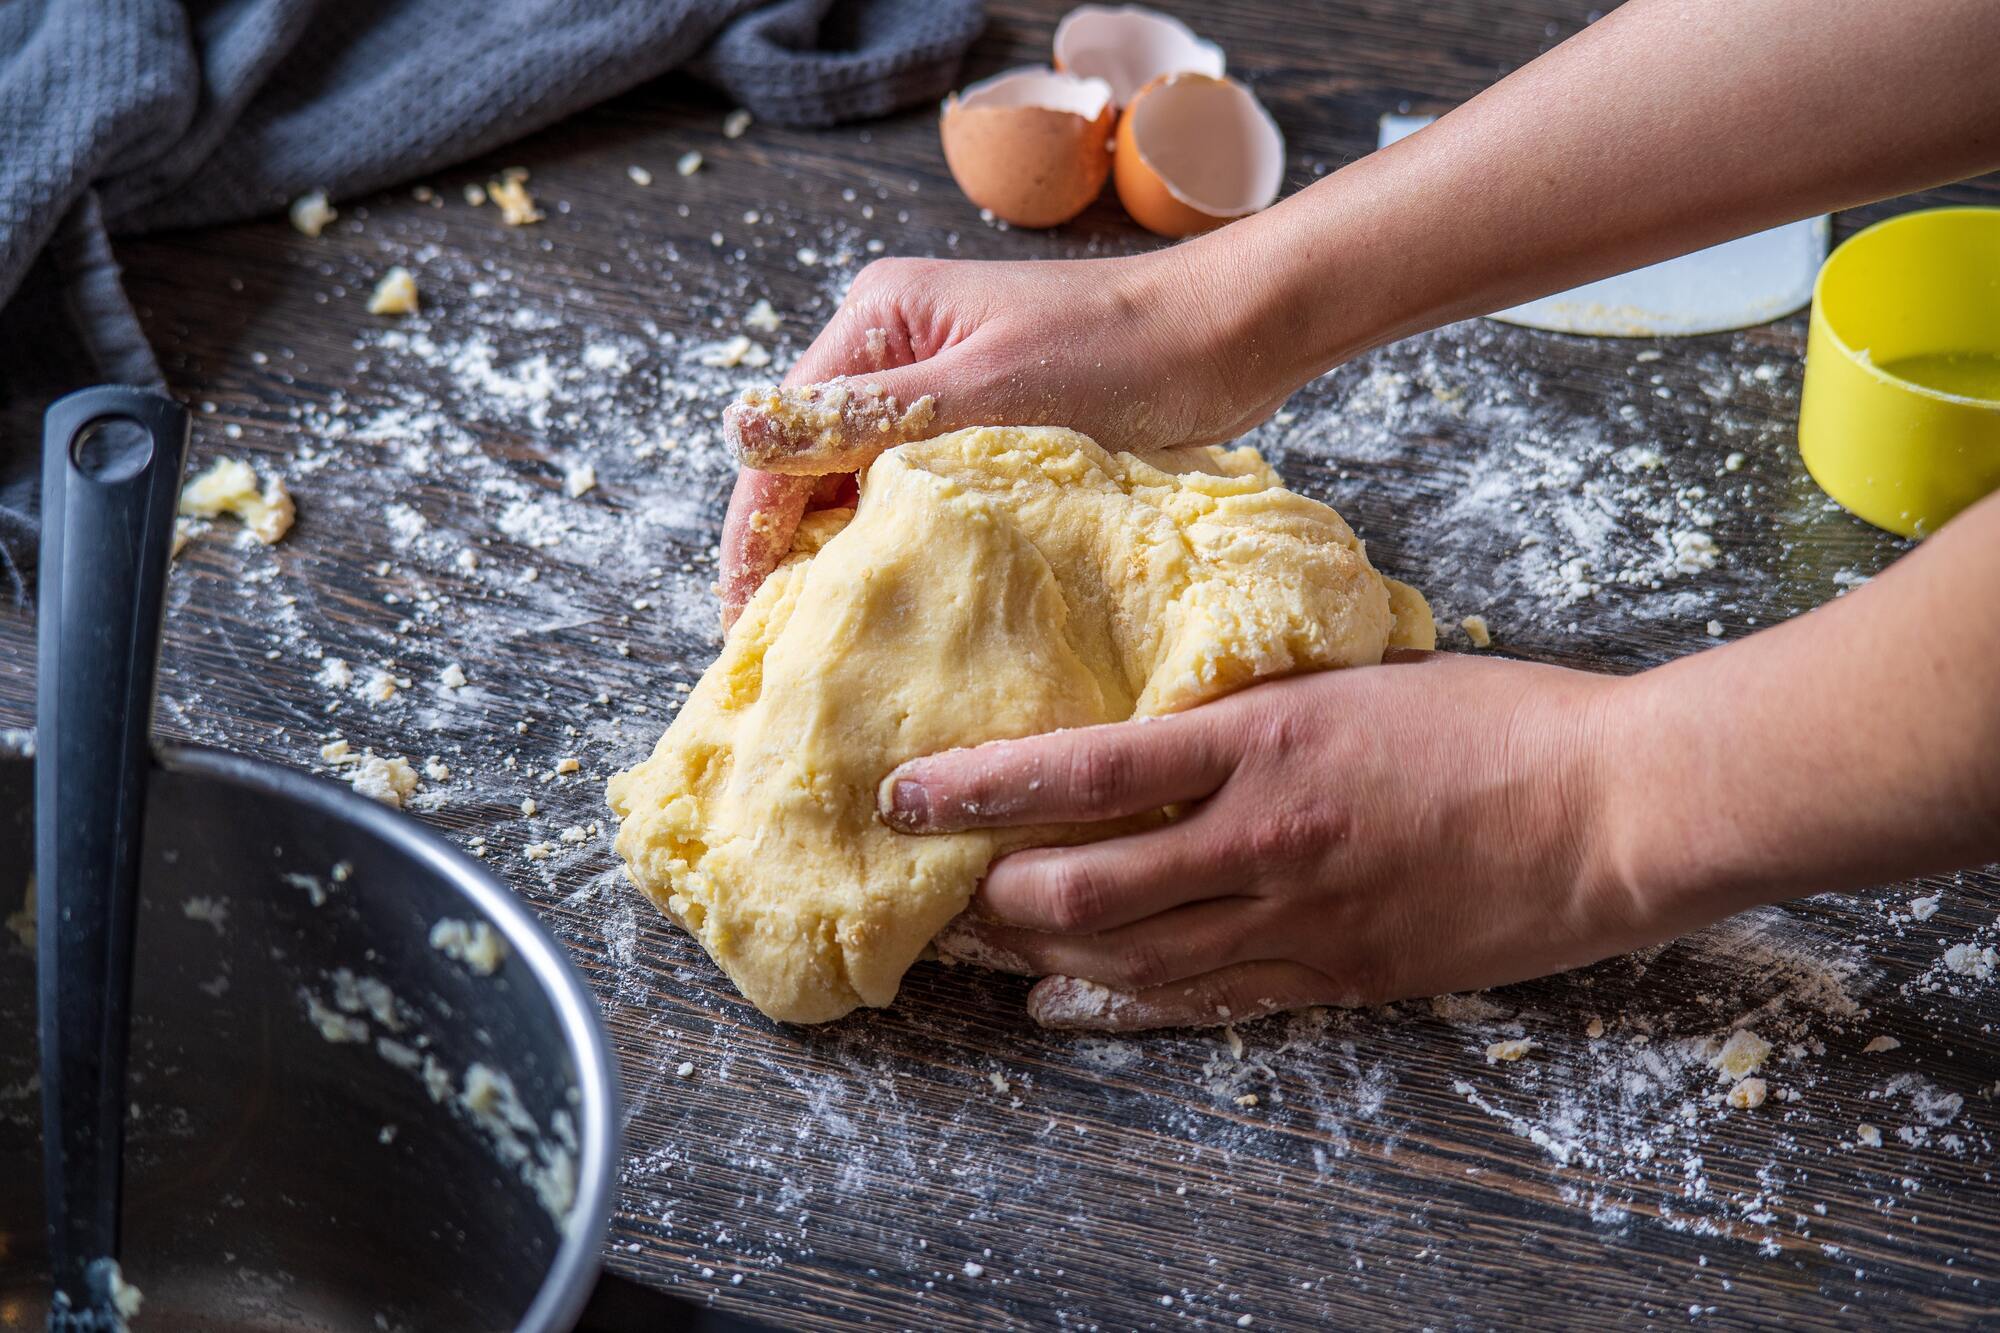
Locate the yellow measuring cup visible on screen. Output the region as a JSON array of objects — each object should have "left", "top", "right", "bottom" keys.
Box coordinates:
[{"left": 1798, "top": 206, "right": 2000, "bottom": 538}]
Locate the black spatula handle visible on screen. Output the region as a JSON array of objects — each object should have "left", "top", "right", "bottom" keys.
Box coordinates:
[{"left": 37, "top": 387, "right": 190, "bottom": 1317}]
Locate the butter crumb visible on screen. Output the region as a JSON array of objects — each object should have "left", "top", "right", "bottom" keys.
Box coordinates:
[
  {"left": 1485, "top": 1038, "right": 1536, "bottom": 1063},
  {"left": 1460, "top": 614, "right": 1492, "bottom": 648}
]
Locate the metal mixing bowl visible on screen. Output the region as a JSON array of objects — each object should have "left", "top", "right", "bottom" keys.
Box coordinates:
[{"left": 0, "top": 744, "right": 618, "bottom": 1331}]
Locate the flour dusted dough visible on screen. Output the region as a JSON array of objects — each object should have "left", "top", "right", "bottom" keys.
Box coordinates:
[{"left": 608, "top": 426, "right": 1432, "bottom": 1023}]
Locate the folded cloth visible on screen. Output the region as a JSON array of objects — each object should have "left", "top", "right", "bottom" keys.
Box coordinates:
[{"left": 0, "top": 0, "right": 983, "bottom": 601}]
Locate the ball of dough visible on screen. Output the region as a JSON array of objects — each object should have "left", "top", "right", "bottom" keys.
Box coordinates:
[{"left": 607, "top": 427, "right": 1431, "bottom": 1023}]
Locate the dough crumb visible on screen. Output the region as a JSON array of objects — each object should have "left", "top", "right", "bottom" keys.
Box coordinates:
[
  {"left": 463, "top": 182, "right": 487, "bottom": 206},
  {"left": 1857, "top": 1123, "right": 1883, "bottom": 1148},
  {"left": 440, "top": 663, "right": 468, "bottom": 689},
  {"left": 677, "top": 150, "right": 703, "bottom": 177},
  {"left": 523, "top": 842, "right": 554, "bottom": 861},
  {"left": 289, "top": 190, "right": 337, "bottom": 236},
  {"left": 1485, "top": 1038, "right": 1537, "bottom": 1064},
  {"left": 423, "top": 757, "right": 450, "bottom": 782},
  {"left": 1727, "top": 1077, "right": 1768, "bottom": 1109},
  {"left": 363, "top": 668, "right": 402, "bottom": 704},
  {"left": 350, "top": 754, "right": 419, "bottom": 808},
  {"left": 626, "top": 164, "right": 653, "bottom": 187},
  {"left": 675, "top": 1060, "right": 696, "bottom": 1079},
  {"left": 1460, "top": 614, "right": 1492, "bottom": 648},
  {"left": 1724, "top": 451, "right": 1746, "bottom": 471},
  {"left": 430, "top": 917, "right": 509, "bottom": 975},
  {"left": 5, "top": 878, "right": 35, "bottom": 950},
  {"left": 520, "top": 797, "right": 538, "bottom": 816},
  {"left": 1706, "top": 619, "right": 1724, "bottom": 638},
  {"left": 367, "top": 266, "right": 419, "bottom": 316},
  {"left": 320, "top": 738, "right": 354, "bottom": 764},
  {"left": 178, "top": 458, "right": 295, "bottom": 544},
  {"left": 181, "top": 896, "right": 229, "bottom": 934},
  {"left": 1863, "top": 1035, "right": 1902, "bottom": 1053},
  {"left": 319, "top": 657, "right": 354, "bottom": 690},
  {"left": 1710, "top": 1028, "right": 1772, "bottom": 1082},
  {"left": 1585, "top": 1016, "right": 1605, "bottom": 1039},
  {"left": 555, "top": 757, "right": 581, "bottom": 774},
  {"left": 723, "top": 109, "right": 752, "bottom": 138},
  {"left": 1909, "top": 895, "right": 1941, "bottom": 921},
  {"left": 489, "top": 176, "right": 543, "bottom": 226},
  {"left": 744, "top": 298, "right": 781, "bottom": 334},
  {"left": 1233, "top": 1093, "right": 1260, "bottom": 1108},
  {"left": 987, "top": 1071, "right": 1011, "bottom": 1095},
  {"left": 698, "top": 335, "right": 770, "bottom": 369},
  {"left": 563, "top": 461, "right": 597, "bottom": 498}
]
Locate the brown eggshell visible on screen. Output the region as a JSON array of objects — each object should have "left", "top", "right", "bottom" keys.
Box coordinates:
[
  {"left": 1053, "top": 4, "right": 1226, "bottom": 108},
  {"left": 1114, "top": 72, "right": 1284, "bottom": 238},
  {"left": 940, "top": 68, "right": 1115, "bottom": 229}
]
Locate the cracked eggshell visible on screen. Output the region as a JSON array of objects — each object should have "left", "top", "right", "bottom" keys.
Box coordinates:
[
  {"left": 1053, "top": 4, "right": 1226, "bottom": 107},
  {"left": 940, "top": 67, "right": 1116, "bottom": 229},
  {"left": 1114, "top": 73, "right": 1284, "bottom": 238}
]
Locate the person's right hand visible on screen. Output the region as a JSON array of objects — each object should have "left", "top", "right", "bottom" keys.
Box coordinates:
[{"left": 716, "top": 245, "right": 1302, "bottom": 627}]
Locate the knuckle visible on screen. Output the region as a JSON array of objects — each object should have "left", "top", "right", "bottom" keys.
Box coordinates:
[
  {"left": 1037, "top": 857, "right": 1106, "bottom": 933},
  {"left": 1113, "top": 937, "right": 1176, "bottom": 990},
  {"left": 1064, "top": 741, "right": 1133, "bottom": 815},
  {"left": 1242, "top": 803, "right": 1320, "bottom": 867}
]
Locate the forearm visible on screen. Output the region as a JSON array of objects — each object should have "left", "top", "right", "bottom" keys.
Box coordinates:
[
  {"left": 1190, "top": 0, "right": 2000, "bottom": 385},
  {"left": 1594, "top": 490, "right": 2000, "bottom": 937}
]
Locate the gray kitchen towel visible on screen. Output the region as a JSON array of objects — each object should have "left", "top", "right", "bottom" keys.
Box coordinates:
[{"left": 0, "top": 0, "right": 984, "bottom": 602}]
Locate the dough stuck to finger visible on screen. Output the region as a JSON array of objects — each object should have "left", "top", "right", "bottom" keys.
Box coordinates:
[
  {"left": 724, "top": 378, "right": 937, "bottom": 474},
  {"left": 608, "top": 425, "right": 1428, "bottom": 1023}
]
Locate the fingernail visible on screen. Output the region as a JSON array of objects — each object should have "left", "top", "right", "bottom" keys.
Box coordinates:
[{"left": 881, "top": 777, "right": 929, "bottom": 832}]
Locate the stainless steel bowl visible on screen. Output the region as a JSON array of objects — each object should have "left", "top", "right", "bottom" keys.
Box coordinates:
[{"left": 0, "top": 744, "right": 619, "bottom": 1331}]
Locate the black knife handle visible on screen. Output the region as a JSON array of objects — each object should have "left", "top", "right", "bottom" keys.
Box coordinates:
[{"left": 36, "top": 387, "right": 190, "bottom": 1310}]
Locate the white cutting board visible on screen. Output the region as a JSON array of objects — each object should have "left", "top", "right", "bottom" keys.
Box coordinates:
[{"left": 1376, "top": 113, "right": 1829, "bottom": 337}]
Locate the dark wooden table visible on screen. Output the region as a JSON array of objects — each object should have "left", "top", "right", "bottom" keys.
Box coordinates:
[{"left": 6, "top": 2, "right": 2000, "bottom": 1328}]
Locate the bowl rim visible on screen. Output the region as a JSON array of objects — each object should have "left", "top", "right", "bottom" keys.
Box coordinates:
[
  {"left": 6, "top": 740, "right": 622, "bottom": 1333},
  {"left": 1810, "top": 205, "right": 2000, "bottom": 411}
]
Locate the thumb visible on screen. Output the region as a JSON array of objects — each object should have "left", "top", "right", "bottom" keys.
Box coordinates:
[{"left": 717, "top": 468, "right": 813, "bottom": 630}]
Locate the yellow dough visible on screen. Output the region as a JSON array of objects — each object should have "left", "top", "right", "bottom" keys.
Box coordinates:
[{"left": 607, "top": 426, "right": 1432, "bottom": 1023}]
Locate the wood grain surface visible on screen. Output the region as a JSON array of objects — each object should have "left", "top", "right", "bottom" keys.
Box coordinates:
[{"left": 5, "top": 2, "right": 2000, "bottom": 1329}]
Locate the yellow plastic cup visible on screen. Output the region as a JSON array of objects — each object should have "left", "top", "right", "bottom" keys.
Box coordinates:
[{"left": 1798, "top": 206, "right": 2000, "bottom": 538}]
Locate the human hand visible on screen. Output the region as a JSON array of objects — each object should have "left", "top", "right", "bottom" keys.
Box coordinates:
[
  {"left": 717, "top": 246, "right": 1301, "bottom": 626},
  {"left": 880, "top": 652, "right": 1646, "bottom": 1031}
]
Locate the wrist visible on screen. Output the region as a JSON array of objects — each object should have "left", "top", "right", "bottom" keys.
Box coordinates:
[{"left": 1580, "top": 662, "right": 1773, "bottom": 950}]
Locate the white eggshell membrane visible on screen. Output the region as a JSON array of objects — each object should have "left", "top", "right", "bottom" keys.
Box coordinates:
[
  {"left": 954, "top": 66, "right": 1113, "bottom": 119},
  {"left": 1053, "top": 5, "right": 1226, "bottom": 106},
  {"left": 1125, "top": 74, "right": 1283, "bottom": 217}
]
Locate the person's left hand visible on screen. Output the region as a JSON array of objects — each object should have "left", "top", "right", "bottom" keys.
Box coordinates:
[{"left": 880, "top": 651, "right": 1651, "bottom": 1031}]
